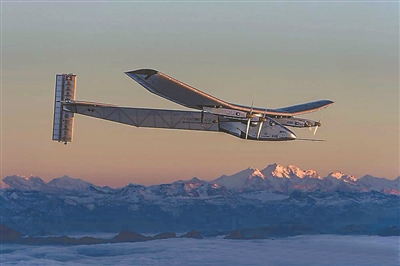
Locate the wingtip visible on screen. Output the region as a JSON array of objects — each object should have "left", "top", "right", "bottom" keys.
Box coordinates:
[
  {"left": 124, "top": 69, "right": 158, "bottom": 76},
  {"left": 321, "top": 99, "right": 334, "bottom": 107}
]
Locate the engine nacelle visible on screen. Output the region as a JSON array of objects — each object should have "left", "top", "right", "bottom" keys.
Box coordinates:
[
  {"left": 203, "top": 107, "right": 249, "bottom": 119},
  {"left": 218, "top": 117, "right": 296, "bottom": 141},
  {"left": 273, "top": 117, "right": 320, "bottom": 128}
]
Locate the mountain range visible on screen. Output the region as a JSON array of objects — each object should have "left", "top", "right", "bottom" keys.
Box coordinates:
[
  {"left": 1, "top": 163, "right": 399, "bottom": 235},
  {"left": 2, "top": 163, "right": 399, "bottom": 195}
]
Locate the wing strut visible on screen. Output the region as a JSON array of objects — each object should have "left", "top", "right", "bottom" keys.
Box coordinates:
[
  {"left": 256, "top": 108, "right": 268, "bottom": 139},
  {"left": 245, "top": 97, "right": 255, "bottom": 139}
]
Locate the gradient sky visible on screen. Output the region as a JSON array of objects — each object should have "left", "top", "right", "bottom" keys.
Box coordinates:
[{"left": 2, "top": 2, "right": 399, "bottom": 187}]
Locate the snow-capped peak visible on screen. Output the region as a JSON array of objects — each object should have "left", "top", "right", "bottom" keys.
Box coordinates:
[
  {"left": 212, "top": 167, "right": 265, "bottom": 191},
  {"left": 47, "top": 175, "right": 93, "bottom": 192},
  {"left": 328, "top": 172, "right": 357, "bottom": 182},
  {"left": 22, "top": 174, "right": 43, "bottom": 181},
  {"left": 305, "top": 169, "right": 321, "bottom": 179},
  {"left": 3, "top": 175, "right": 47, "bottom": 191},
  {"left": 286, "top": 164, "right": 307, "bottom": 178},
  {"left": 249, "top": 168, "right": 265, "bottom": 179},
  {"left": 262, "top": 163, "right": 287, "bottom": 178},
  {"left": 262, "top": 163, "right": 308, "bottom": 179},
  {"left": 329, "top": 172, "right": 345, "bottom": 179}
]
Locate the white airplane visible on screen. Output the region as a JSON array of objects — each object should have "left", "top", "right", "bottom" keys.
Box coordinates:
[{"left": 52, "top": 69, "right": 334, "bottom": 144}]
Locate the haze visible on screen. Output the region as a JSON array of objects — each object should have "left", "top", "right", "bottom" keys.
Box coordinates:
[{"left": 2, "top": 2, "right": 399, "bottom": 187}]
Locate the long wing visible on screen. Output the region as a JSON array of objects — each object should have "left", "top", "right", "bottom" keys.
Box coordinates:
[
  {"left": 271, "top": 100, "right": 334, "bottom": 116},
  {"left": 64, "top": 101, "right": 219, "bottom": 132},
  {"left": 62, "top": 101, "right": 297, "bottom": 141},
  {"left": 125, "top": 69, "right": 333, "bottom": 116},
  {"left": 125, "top": 69, "right": 230, "bottom": 110}
]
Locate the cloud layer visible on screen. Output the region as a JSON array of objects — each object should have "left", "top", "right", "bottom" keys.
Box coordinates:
[{"left": 1, "top": 235, "right": 398, "bottom": 266}]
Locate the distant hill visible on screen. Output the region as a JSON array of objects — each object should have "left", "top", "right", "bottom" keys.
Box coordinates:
[{"left": 0, "top": 224, "right": 203, "bottom": 245}]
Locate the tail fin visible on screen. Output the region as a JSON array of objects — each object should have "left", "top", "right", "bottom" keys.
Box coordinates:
[{"left": 52, "top": 74, "right": 76, "bottom": 144}]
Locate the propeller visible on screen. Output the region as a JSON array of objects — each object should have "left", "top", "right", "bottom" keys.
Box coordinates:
[
  {"left": 245, "top": 97, "right": 255, "bottom": 139},
  {"left": 313, "top": 120, "right": 321, "bottom": 135},
  {"left": 256, "top": 107, "right": 268, "bottom": 139},
  {"left": 313, "top": 114, "right": 323, "bottom": 135}
]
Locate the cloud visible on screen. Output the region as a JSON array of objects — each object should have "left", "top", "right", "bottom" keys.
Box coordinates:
[{"left": 1, "top": 235, "right": 398, "bottom": 266}]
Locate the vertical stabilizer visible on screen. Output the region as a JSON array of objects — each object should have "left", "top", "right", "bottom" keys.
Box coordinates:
[{"left": 52, "top": 74, "right": 76, "bottom": 144}]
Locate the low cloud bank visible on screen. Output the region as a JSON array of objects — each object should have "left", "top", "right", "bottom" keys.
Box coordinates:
[{"left": 1, "top": 236, "right": 398, "bottom": 266}]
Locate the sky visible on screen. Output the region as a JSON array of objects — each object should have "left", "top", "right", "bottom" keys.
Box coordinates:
[{"left": 2, "top": 1, "right": 399, "bottom": 187}]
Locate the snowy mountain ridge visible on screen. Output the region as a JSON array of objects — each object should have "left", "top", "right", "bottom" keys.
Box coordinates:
[
  {"left": 1, "top": 163, "right": 399, "bottom": 235},
  {"left": 47, "top": 175, "right": 92, "bottom": 192},
  {"left": 2, "top": 163, "right": 399, "bottom": 196},
  {"left": 212, "top": 163, "right": 399, "bottom": 195},
  {"left": 2, "top": 174, "right": 93, "bottom": 193}
]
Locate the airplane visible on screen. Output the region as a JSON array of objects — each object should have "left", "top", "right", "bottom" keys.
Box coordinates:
[{"left": 51, "top": 69, "right": 334, "bottom": 144}]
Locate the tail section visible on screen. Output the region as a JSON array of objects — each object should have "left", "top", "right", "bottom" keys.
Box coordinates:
[{"left": 52, "top": 74, "right": 76, "bottom": 144}]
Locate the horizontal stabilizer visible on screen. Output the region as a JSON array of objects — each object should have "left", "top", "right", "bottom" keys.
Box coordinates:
[{"left": 52, "top": 74, "right": 76, "bottom": 144}]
